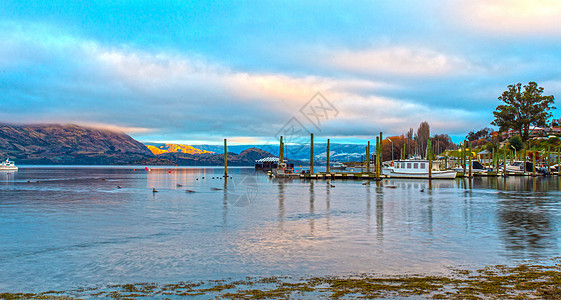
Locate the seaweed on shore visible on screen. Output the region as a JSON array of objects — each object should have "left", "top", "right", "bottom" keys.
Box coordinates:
[{"left": 3, "top": 260, "right": 561, "bottom": 299}]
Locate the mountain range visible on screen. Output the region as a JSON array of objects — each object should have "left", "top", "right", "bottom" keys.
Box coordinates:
[
  {"left": 0, "top": 124, "right": 368, "bottom": 165},
  {"left": 0, "top": 124, "right": 275, "bottom": 165}
]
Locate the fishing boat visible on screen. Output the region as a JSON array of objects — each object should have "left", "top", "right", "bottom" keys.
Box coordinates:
[
  {"left": 269, "top": 161, "right": 301, "bottom": 178},
  {"left": 0, "top": 159, "right": 18, "bottom": 171},
  {"left": 382, "top": 159, "right": 456, "bottom": 179},
  {"left": 330, "top": 161, "right": 347, "bottom": 170}
]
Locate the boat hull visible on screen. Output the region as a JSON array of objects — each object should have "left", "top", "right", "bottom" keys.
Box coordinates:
[
  {"left": 0, "top": 166, "right": 18, "bottom": 171},
  {"left": 383, "top": 169, "right": 457, "bottom": 179}
]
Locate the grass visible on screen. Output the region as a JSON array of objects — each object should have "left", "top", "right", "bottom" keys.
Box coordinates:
[{"left": 3, "top": 260, "right": 561, "bottom": 299}]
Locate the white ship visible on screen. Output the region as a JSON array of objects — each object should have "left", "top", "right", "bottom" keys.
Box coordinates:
[
  {"left": 383, "top": 159, "right": 457, "bottom": 179},
  {"left": 0, "top": 159, "right": 18, "bottom": 171}
]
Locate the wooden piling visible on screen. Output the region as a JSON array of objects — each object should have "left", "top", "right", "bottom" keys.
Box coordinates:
[
  {"left": 468, "top": 142, "right": 472, "bottom": 178},
  {"left": 375, "top": 136, "right": 380, "bottom": 179},
  {"left": 503, "top": 144, "right": 507, "bottom": 177},
  {"left": 366, "top": 141, "right": 371, "bottom": 173},
  {"left": 326, "top": 139, "right": 330, "bottom": 173},
  {"left": 523, "top": 144, "right": 527, "bottom": 174},
  {"left": 532, "top": 146, "right": 536, "bottom": 176},
  {"left": 428, "top": 138, "right": 432, "bottom": 179},
  {"left": 379, "top": 132, "right": 383, "bottom": 175},
  {"left": 279, "top": 136, "right": 284, "bottom": 164},
  {"left": 310, "top": 133, "right": 314, "bottom": 174},
  {"left": 224, "top": 138, "right": 228, "bottom": 176}
]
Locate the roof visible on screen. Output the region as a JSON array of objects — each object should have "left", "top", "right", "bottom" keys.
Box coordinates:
[
  {"left": 477, "top": 150, "right": 490, "bottom": 155},
  {"left": 255, "top": 157, "right": 279, "bottom": 163}
]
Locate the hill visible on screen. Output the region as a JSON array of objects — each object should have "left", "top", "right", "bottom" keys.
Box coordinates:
[
  {"left": 0, "top": 124, "right": 154, "bottom": 164},
  {"left": 145, "top": 143, "right": 214, "bottom": 155},
  {"left": 133, "top": 148, "right": 274, "bottom": 166}
]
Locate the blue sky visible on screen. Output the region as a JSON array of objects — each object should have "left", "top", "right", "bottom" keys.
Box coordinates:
[{"left": 1, "top": 0, "right": 560, "bottom": 144}]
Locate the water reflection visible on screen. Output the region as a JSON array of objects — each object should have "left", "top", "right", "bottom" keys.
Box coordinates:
[{"left": 2, "top": 168, "right": 561, "bottom": 293}]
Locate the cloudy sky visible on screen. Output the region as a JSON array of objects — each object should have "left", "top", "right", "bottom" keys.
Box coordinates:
[{"left": 1, "top": 0, "right": 560, "bottom": 144}]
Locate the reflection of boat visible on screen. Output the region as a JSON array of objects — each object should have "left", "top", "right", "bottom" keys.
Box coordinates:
[
  {"left": 383, "top": 159, "right": 456, "bottom": 179},
  {"left": 453, "top": 161, "right": 486, "bottom": 174},
  {"left": 0, "top": 159, "right": 18, "bottom": 171},
  {"left": 330, "top": 162, "right": 347, "bottom": 170}
]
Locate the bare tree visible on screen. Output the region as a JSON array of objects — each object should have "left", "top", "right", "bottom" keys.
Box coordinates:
[
  {"left": 416, "top": 121, "right": 430, "bottom": 158},
  {"left": 406, "top": 128, "right": 413, "bottom": 157}
]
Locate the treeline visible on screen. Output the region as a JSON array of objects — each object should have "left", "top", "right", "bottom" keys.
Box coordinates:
[{"left": 381, "top": 121, "right": 456, "bottom": 161}]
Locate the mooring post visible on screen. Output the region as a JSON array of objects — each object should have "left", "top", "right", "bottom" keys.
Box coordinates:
[
  {"left": 366, "top": 141, "right": 370, "bottom": 173},
  {"left": 375, "top": 136, "right": 380, "bottom": 179},
  {"left": 462, "top": 141, "right": 466, "bottom": 175},
  {"left": 326, "top": 138, "right": 330, "bottom": 173},
  {"left": 532, "top": 147, "right": 536, "bottom": 176},
  {"left": 558, "top": 146, "right": 560, "bottom": 175},
  {"left": 428, "top": 138, "right": 432, "bottom": 179},
  {"left": 279, "top": 136, "right": 284, "bottom": 165},
  {"left": 547, "top": 146, "right": 551, "bottom": 172},
  {"left": 224, "top": 138, "right": 228, "bottom": 176},
  {"left": 310, "top": 133, "right": 314, "bottom": 174},
  {"left": 468, "top": 142, "right": 472, "bottom": 178},
  {"left": 523, "top": 144, "right": 526, "bottom": 174},
  {"left": 379, "top": 132, "right": 383, "bottom": 175},
  {"left": 502, "top": 144, "right": 507, "bottom": 176}
]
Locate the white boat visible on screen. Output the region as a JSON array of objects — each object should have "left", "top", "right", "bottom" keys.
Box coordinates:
[
  {"left": 0, "top": 159, "right": 18, "bottom": 171},
  {"left": 383, "top": 159, "right": 457, "bottom": 179},
  {"left": 453, "top": 161, "right": 486, "bottom": 174},
  {"left": 500, "top": 161, "right": 534, "bottom": 173},
  {"left": 330, "top": 162, "right": 347, "bottom": 170}
]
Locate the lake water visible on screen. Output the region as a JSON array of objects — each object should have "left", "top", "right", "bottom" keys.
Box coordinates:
[{"left": 1, "top": 166, "right": 561, "bottom": 293}]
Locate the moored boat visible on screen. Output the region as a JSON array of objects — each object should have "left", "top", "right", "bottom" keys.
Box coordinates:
[
  {"left": 330, "top": 161, "right": 347, "bottom": 170},
  {"left": 0, "top": 159, "right": 18, "bottom": 171},
  {"left": 383, "top": 159, "right": 456, "bottom": 179},
  {"left": 453, "top": 160, "right": 487, "bottom": 174}
]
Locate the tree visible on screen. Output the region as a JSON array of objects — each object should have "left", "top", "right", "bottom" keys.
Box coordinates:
[
  {"left": 491, "top": 82, "right": 555, "bottom": 141},
  {"left": 416, "top": 121, "right": 430, "bottom": 158},
  {"left": 509, "top": 135, "right": 523, "bottom": 151},
  {"left": 433, "top": 134, "right": 453, "bottom": 155},
  {"left": 466, "top": 127, "right": 493, "bottom": 141}
]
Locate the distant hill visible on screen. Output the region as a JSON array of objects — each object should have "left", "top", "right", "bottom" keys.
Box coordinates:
[
  {"left": 0, "top": 124, "right": 154, "bottom": 164},
  {"left": 133, "top": 148, "right": 274, "bottom": 166},
  {"left": 145, "top": 143, "right": 214, "bottom": 155}
]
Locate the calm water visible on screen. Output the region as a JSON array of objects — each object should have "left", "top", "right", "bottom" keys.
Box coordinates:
[{"left": 1, "top": 166, "right": 561, "bottom": 293}]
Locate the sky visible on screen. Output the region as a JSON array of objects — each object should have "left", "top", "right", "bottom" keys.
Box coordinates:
[{"left": 1, "top": 0, "right": 560, "bottom": 144}]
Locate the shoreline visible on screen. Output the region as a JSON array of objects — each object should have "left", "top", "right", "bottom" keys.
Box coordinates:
[{"left": 2, "top": 261, "right": 561, "bottom": 299}]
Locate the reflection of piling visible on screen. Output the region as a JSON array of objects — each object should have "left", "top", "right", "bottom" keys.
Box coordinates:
[
  {"left": 366, "top": 141, "right": 371, "bottom": 173},
  {"left": 310, "top": 133, "right": 314, "bottom": 174},
  {"left": 224, "top": 138, "right": 228, "bottom": 176},
  {"left": 326, "top": 139, "right": 330, "bottom": 173}
]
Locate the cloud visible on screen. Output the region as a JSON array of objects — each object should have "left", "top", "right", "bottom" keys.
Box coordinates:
[
  {"left": 328, "top": 47, "right": 474, "bottom": 77},
  {"left": 0, "top": 20, "right": 510, "bottom": 143},
  {"left": 455, "top": 0, "right": 561, "bottom": 36}
]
